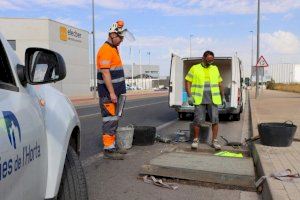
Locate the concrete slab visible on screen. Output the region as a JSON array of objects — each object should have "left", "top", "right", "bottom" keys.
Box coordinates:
[
  {"left": 141, "top": 152, "right": 255, "bottom": 189},
  {"left": 174, "top": 142, "right": 250, "bottom": 157}
]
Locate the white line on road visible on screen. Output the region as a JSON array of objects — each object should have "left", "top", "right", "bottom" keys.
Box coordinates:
[
  {"left": 76, "top": 96, "right": 167, "bottom": 109},
  {"left": 82, "top": 152, "right": 104, "bottom": 168},
  {"left": 79, "top": 101, "right": 168, "bottom": 119},
  {"left": 156, "top": 119, "right": 178, "bottom": 131}
]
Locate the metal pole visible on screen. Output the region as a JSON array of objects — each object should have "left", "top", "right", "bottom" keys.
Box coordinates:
[
  {"left": 139, "top": 49, "right": 142, "bottom": 90},
  {"left": 250, "top": 31, "right": 254, "bottom": 86},
  {"left": 189, "top": 34, "right": 193, "bottom": 57},
  {"left": 92, "top": 0, "right": 96, "bottom": 99},
  {"left": 255, "top": 0, "right": 260, "bottom": 98},
  {"left": 147, "top": 51, "right": 151, "bottom": 90},
  {"left": 130, "top": 47, "right": 134, "bottom": 88}
]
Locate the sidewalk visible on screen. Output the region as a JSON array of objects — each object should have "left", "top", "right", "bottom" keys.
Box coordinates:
[
  {"left": 249, "top": 89, "right": 300, "bottom": 200},
  {"left": 70, "top": 90, "right": 168, "bottom": 106}
]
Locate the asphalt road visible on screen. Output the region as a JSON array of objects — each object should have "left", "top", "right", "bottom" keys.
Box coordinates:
[{"left": 77, "top": 95, "right": 177, "bottom": 160}]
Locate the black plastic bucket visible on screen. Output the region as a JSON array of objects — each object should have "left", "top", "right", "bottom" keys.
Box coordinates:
[
  {"left": 132, "top": 126, "right": 156, "bottom": 146},
  {"left": 258, "top": 121, "right": 297, "bottom": 147}
]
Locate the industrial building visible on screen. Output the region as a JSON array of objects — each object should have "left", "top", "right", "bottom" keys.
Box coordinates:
[
  {"left": 123, "top": 64, "right": 159, "bottom": 79},
  {"left": 0, "top": 18, "right": 90, "bottom": 98},
  {"left": 267, "top": 64, "right": 300, "bottom": 83},
  {"left": 123, "top": 64, "right": 160, "bottom": 90}
]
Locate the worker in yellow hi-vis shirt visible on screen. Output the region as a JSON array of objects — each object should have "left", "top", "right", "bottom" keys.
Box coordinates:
[{"left": 185, "top": 50, "right": 225, "bottom": 150}]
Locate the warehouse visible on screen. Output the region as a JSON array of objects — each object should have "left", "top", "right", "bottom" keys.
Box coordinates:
[
  {"left": 0, "top": 18, "right": 90, "bottom": 98},
  {"left": 267, "top": 64, "right": 300, "bottom": 83}
]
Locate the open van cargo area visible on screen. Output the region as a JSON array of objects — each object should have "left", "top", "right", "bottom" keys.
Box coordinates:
[
  {"left": 183, "top": 58, "right": 233, "bottom": 103},
  {"left": 169, "top": 54, "right": 244, "bottom": 121}
]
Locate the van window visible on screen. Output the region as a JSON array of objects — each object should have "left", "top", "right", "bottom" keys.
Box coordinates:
[{"left": 0, "top": 41, "right": 18, "bottom": 91}]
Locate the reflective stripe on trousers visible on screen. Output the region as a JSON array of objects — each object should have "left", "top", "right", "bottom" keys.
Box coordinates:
[{"left": 99, "top": 96, "right": 121, "bottom": 150}]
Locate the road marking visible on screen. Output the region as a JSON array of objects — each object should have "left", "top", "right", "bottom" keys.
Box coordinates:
[
  {"left": 82, "top": 152, "right": 104, "bottom": 168},
  {"left": 76, "top": 96, "right": 167, "bottom": 109},
  {"left": 156, "top": 119, "right": 178, "bottom": 131},
  {"left": 79, "top": 101, "right": 168, "bottom": 119},
  {"left": 81, "top": 118, "right": 178, "bottom": 168}
]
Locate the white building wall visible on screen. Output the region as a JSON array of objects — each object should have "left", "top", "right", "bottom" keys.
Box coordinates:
[
  {"left": 0, "top": 18, "right": 50, "bottom": 63},
  {"left": 295, "top": 65, "right": 300, "bottom": 83},
  {"left": 48, "top": 20, "right": 90, "bottom": 97},
  {"left": 0, "top": 18, "right": 91, "bottom": 98},
  {"left": 268, "top": 64, "right": 299, "bottom": 83}
]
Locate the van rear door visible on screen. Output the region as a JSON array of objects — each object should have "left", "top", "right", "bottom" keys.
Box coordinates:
[
  {"left": 169, "top": 54, "right": 183, "bottom": 107},
  {"left": 230, "top": 55, "right": 239, "bottom": 108}
]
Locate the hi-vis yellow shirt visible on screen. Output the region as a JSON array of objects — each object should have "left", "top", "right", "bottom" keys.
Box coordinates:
[{"left": 185, "top": 64, "right": 222, "bottom": 105}]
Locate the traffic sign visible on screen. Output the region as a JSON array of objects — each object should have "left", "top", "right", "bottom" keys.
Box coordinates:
[{"left": 256, "top": 55, "right": 269, "bottom": 67}]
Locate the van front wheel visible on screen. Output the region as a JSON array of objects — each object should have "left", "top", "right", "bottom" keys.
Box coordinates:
[{"left": 57, "top": 146, "right": 88, "bottom": 200}]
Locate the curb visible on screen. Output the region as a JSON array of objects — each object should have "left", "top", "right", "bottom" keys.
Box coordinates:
[{"left": 248, "top": 92, "right": 274, "bottom": 200}]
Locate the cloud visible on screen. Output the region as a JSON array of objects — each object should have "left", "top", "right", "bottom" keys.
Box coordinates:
[
  {"left": 262, "top": 31, "right": 300, "bottom": 54},
  {"left": 34, "top": 0, "right": 87, "bottom": 7},
  {"left": 0, "top": 0, "right": 24, "bottom": 10},
  {"left": 3, "top": 0, "right": 300, "bottom": 15},
  {"left": 55, "top": 17, "right": 81, "bottom": 27},
  {"left": 283, "top": 13, "right": 294, "bottom": 21}
]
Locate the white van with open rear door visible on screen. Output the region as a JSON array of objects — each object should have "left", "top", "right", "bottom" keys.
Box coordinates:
[{"left": 169, "top": 54, "right": 244, "bottom": 121}]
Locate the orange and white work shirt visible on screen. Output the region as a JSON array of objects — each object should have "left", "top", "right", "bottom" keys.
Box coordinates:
[{"left": 97, "top": 42, "right": 126, "bottom": 97}]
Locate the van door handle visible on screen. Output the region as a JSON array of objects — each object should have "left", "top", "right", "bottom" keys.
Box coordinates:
[{"left": 169, "top": 86, "right": 173, "bottom": 92}]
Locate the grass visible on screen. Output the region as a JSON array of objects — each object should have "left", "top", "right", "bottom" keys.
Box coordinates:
[{"left": 273, "top": 83, "right": 300, "bottom": 93}]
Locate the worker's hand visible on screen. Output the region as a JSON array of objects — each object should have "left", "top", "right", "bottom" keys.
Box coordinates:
[
  {"left": 188, "top": 96, "right": 194, "bottom": 106},
  {"left": 110, "top": 93, "right": 118, "bottom": 103},
  {"left": 222, "top": 97, "right": 226, "bottom": 107}
]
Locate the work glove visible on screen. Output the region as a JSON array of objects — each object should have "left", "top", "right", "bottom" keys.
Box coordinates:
[
  {"left": 222, "top": 97, "right": 226, "bottom": 107},
  {"left": 188, "top": 96, "right": 194, "bottom": 106}
]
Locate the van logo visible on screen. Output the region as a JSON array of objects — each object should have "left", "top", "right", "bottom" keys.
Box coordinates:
[{"left": 1, "top": 111, "right": 21, "bottom": 149}]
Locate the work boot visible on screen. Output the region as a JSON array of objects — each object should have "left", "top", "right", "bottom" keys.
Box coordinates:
[
  {"left": 116, "top": 148, "right": 128, "bottom": 154},
  {"left": 212, "top": 139, "right": 221, "bottom": 150},
  {"left": 191, "top": 138, "right": 199, "bottom": 149},
  {"left": 103, "top": 149, "right": 124, "bottom": 160}
]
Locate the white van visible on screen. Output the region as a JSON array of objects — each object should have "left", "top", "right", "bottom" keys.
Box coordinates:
[
  {"left": 169, "top": 54, "right": 244, "bottom": 121},
  {"left": 0, "top": 32, "right": 87, "bottom": 199}
]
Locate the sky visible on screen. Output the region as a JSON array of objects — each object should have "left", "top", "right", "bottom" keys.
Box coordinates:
[{"left": 1, "top": 0, "right": 300, "bottom": 77}]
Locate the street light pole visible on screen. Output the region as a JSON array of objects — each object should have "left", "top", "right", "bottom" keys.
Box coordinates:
[
  {"left": 139, "top": 49, "right": 142, "bottom": 90},
  {"left": 92, "top": 0, "right": 96, "bottom": 99},
  {"left": 189, "top": 34, "right": 193, "bottom": 57},
  {"left": 130, "top": 47, "right": 134, "bottom": 88},
  {"left": 256, "top": 0, "right": 260, "bottom": 99},
  {"left": 250, "top": 30, "right": 254, "bottom": 85}
]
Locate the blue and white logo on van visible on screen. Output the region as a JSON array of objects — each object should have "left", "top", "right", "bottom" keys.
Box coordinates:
[{"left": 0, "top": 111, "right": 21, "bottom": 149}]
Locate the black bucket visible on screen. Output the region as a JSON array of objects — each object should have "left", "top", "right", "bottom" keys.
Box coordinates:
[
  {"left": 258, "top": 121, "right": 297, "bottom": 147},
  {"left": 132, "top": 126, "right": 156, "bottom": 146}
]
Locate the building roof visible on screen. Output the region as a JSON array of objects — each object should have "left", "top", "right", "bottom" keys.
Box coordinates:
[{"left": 0, "top": 17, "right": 89, "bottom": 33}]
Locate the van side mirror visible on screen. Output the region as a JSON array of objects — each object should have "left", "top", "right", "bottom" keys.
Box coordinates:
[{"left": 25, "top": 48, "right": 66, "bottom": 85}]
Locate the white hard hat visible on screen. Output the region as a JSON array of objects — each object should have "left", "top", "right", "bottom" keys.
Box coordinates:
[
  {"left": 109, "top": 20, "right": 125, "bottom": 36},
  {"left": 109, "top": 20, "right": 135, "bottom": 42}
]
